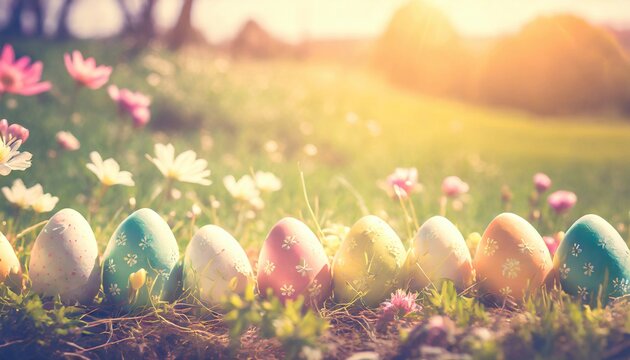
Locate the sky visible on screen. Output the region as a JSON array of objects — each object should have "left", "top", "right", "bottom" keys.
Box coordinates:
[{"left": 55, "top": 0, "right": 630, "bottom": 42}]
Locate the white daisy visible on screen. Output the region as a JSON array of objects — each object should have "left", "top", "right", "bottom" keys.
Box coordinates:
[
  {"left": 146, "top": 143, "right": 211, "bottom": 185},
  {"left": 86, "top": 151, "right": 134, "bottom": 187},
  {"left": 0, "top": 137, "right": 32, "bottom": 176},
  {"left": 2, "top": 179, "right": 42, "bottom": 209},
  {"left": 223, "top": 174, "right": 263, "bottom": 208},
  {"left": 254, "top": 171, "right": 282, "bottom": 192},
  {"left": 31, "top": 192, "right": 59, "bottom": 213}
]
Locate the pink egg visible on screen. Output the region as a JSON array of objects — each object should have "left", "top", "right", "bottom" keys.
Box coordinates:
[{"left": 257, "top": 217, "right": 332, "bottom": 307}]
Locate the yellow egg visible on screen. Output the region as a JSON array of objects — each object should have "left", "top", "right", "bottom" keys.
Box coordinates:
[{"left": 332, "top": 215, "right": 406, "bottom": 307}]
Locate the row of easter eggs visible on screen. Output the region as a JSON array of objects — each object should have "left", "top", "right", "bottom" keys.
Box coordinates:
[{"left": 1, "top": 208, "right": 629, "bottom": 310}]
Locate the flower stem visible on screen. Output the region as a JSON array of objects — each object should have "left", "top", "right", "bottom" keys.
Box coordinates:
[
  {"left": 439, "top": 196, "right": 448, "bottom": 217},
  {"left": 90, "top": 184, "right": 109, "bottom": 216}
]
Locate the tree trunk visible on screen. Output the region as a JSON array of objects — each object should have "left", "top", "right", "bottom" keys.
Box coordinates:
[
  {"left": 116, "top": 0, "right": 135, "bottom": 34},
  {"left": 56, "top": 0, "right": 76, "bottom": 39},
  {"left": 32, "top": 0, "right": 45, "bottom": 37},
  {"left": 1, "top": 0, "right": 24, "bottom": 36},
  {"left": 139, "top": 0, "right": 157, "bottom": 39},
  {"left": 168, "top": 0, "right": 195, "bottom": 49}
]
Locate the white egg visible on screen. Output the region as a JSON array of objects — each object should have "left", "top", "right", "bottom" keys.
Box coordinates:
[
  {"left": 406, "top": 216, "right": 474, "bottom": 291},
  {"left": 29, "top": 208, "right": 100, "bottom": 304},
  {"left": 183, "top": 225, "right": 253, "bottom": 306}
]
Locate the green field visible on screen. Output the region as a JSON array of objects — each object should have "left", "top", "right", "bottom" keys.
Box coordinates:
[{"left": 2, "top": 41, "right": 630, "bottom": 358}]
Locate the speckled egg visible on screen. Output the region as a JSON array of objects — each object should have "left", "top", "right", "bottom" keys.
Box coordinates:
[
  {"left": 553, "top": 214, "right": 630, "bottom": 304},
  {"left": 257, "top": 217, "right": 332, "bottom": 307},
  {"left": 474, "top": 213, "right": 552, "bottom": 301},
  {"left": 183, "top": 225, "right": 253, "bottom": 306},
  {"left": 29, "top": 209, "right": 100, "bottom": 304},
  {"left": 0, "top": 231, "right": 21, "bottom": 289},
  {"left": 406, "top": 216, "right": 474, "bottom": 291},
  {"left": 102, "top": 208, "right": 180, "bottom": 309},
  {"left": 332, "top": 215, "right": 406, "bottom": 307}
]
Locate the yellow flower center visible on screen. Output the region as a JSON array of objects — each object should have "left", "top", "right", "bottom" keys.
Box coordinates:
[{"left": 0, "top": 142, "right": 12, "bottom": 163}]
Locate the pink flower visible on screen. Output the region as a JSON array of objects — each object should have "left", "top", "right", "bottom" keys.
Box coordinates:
[
  {"left": 533, "top": 173, "right": 552, "bottom": 193},
  {"left": 386, "top": 167, "right": 419, "bottom": 199},
  {"left": 108, "top": 85, "right": 151, "bottom": 127},
  {"left": 56, "top": 131, "right": 80, "bottom": 151},
  {"left": 547, "top": 190, "right": 577, "bottom": 214},
  {"left": 64, "top": 50, "right": 112, "bottom": 89},
  {"left": 441, "top": 176, "right": 469, "bottom": 198},
  {"left": 0, "top": 44, "right": 51, "bottom": 96},
  {"left": 543, "top": 236, "right": 559, "bottom": 257},
  {"left": 0, "top": 119, "right": 29, "bottom": 144},
  {"left": 376, "top": 289, "right": 421, "bottom": 331}
]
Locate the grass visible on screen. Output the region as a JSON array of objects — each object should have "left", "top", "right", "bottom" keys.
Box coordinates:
[{"left": 1, "top": 39, "right": 630, "bottom": 358}]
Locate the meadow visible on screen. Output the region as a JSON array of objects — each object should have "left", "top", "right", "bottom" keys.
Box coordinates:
[{"left": 1, "top": 40, "right": 630, "bottom": 358}]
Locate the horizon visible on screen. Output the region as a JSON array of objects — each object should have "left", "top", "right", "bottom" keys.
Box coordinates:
[{"left": 57, "top": 0, "right": 630, "bottom": 43}]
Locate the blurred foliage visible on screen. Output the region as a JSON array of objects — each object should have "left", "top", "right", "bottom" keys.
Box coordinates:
[
  {"left": 478, "top": 15, "right": 630, "bottom": 115},
  {"left": 424, "top": 281, "right": 487, "bottom": 327}
]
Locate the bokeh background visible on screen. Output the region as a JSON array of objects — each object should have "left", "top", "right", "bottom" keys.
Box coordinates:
[{"left": 1, "top": 0, "right": 630, "bottom": 246}]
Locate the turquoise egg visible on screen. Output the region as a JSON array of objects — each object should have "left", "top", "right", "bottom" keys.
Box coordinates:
[
  {"left": 553, "top": 214, "right": 630, "bottom": 304},
  {"left": 102, "top": 208, "right": 180, "bottom": 309}
]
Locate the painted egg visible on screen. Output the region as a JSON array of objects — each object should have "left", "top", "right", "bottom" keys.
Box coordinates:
[
  {"left": 553, "top": 214, "right": 630, "bottom": 304},
  {"left": 473, "top": 213, "right": 552, "bottom": 301},
  {"left": 332, "top": 215, "right": 406, "bottom": 307},
  {"left": 102, "top": 208, "right": 180, "bottom": 309},
  {"left": 405, "top": 216, "right": 474, "bottom": 291},
  {"left": 0, "top": 231, "right": 22, "bottom": 290},
  {"left": 183, "top": 225, "right": 253, "bottom": 306},
  {"left": 29, "top": 209, "right": 100, "bottom": 304},
  {"left": 257, "top": 217, "right": 332, "bottom": 307}
]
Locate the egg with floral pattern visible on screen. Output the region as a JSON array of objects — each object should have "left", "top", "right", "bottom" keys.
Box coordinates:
[
  {"left": 473, "top": 213, "right": 552, "bottom": 301},
  {"left": 102, "top": 208, "right": 180, "bottom": 309},
  {"left": 332, "top": 215, "right": 407, "bottom": 307},
  {"left": 257, "top": 217, "right": 332, "bottom": 307},
  {"left": 553, "top": 214, "right": 630, "bottom": 305},
  {"left": 29, "top": 209, "right": 100, "bottom": 304},
  {"left": 405, "top": 216, "right": 474, "bottom": 291},
  {"left": 0, "top": 231, "right": 22, "bottom": 290},
  {"left": 183, "top": 225, "right": 253, "bottom": 306}
]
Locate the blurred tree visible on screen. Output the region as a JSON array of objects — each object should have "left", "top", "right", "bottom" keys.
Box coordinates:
[
  {"left": 56, "top": 0, "right": 76, "bottom": 39},
  {"left": 477, "top": 15, "right": 630, "bottom": 114},
  {"left": 1, "top": 0, "right": 45, "bottom": 37},
  {"left": 167, "top": 0, "right": 204, "bottom": 49},
  {"left": 374, "top": 0, "right": 471, "bottom": 97}
]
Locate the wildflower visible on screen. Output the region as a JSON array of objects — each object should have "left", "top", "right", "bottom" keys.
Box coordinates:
[
  {"left": 108, "top": 85, "right": 151, "bottom": 127},
  {"left": 0, "top": 44, "right": 51, "bottom": 96},
  {"left": 547, "top": 190, "right": 577, "bottom": 214},
  {"left": 86, "top": 151, "right": 134, "bottom": 187},
  {"left": 64, "top": 50, "right": 112, "bottom": 89},
  {"left": 376, "top": 289, "right": 421, "bottom": 331},
  {"left": 31, "top": 193, "right": 59, "bottom": 213},
  {"left": 128, "top": 268, "right": 147, "bottom": 291},
  {"left": 146, "top": 143, "right": 211, "bottom": 185},
  {"left": 254, "top": 171, "right": 282, "bottom": 192},
  {"left": 543, "top": 236, "right": 559, "bottom": 257},
  {"left": 223, "top": 174, "right": 263, "bottom": 207},
  {"left": 2, "top": 179, "right": 40, "bottom": 209},
  {"left": 441, "top": 176, "right": 469, "bottom": 198},
  {"left": 0, "top": 119, "right": 29, "bottom": 143},
  {"left": 533, "top": 173, "right": 551, "bottom": 193},
  {"left": 385, "top": 167, "right": 420, "bottom": 199},
  {"left": 56, "top": 131, "right": 80, "bottom": 151}
]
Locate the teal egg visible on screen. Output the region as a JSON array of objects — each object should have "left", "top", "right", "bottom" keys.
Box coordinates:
[
  {"left": 102, "top": 208, "right": 180, "bottom": 309},
  {"left": 553, "top": 214, "right": 630, "bottom": 304}
]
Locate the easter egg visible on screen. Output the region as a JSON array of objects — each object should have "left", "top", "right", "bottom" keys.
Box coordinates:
[
  {"left": 183, "top": 225, "right": 253, "bottom": 306},
  {"left": 102, "top": 208, "right": 180, "bottom": 309},
  {"left": 257, "top": 217, "right": 332, "bottom": 307},
  {"left": 29, "top": 209, "right": 100, "bottom": 304},
  {"left": 405, "top": 216, "right": 474, "bottom": 291},
  {"left": 0, "top": 231, "right": 22, "bottom": 290},
  {"left": 553, "top": 214, "right": 630, "bottom": 304},
  {"left": 473, "top": 213, "right": 552, "bottom": 301},
  {"left": 332, "top": 215, "right": 406, "bottom": 307}
]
